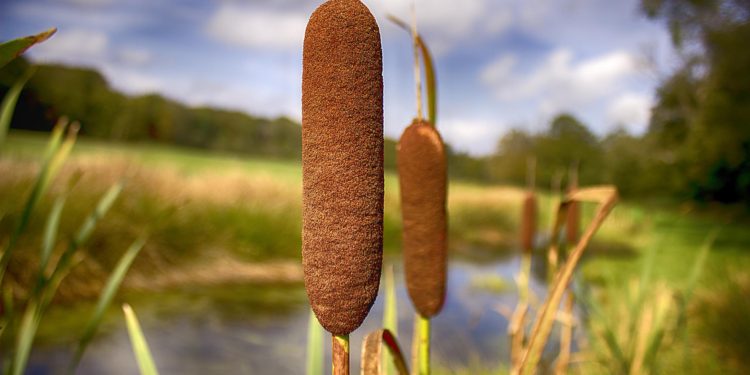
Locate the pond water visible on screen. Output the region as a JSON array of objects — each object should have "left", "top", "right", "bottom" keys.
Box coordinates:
[{"left": 27, "top": 251, "right": 569, "bottom": 374}]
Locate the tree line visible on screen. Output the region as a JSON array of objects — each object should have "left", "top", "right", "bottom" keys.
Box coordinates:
[{"left": 1, "top": 0, "right": 748, "bottom": 205}]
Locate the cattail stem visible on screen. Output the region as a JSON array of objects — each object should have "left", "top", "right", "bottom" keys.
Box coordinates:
[
  {"left": 519, "top": 253, "right": 532, "bottom": 303},
  {"left": 332, "top": 334, "right": 349, "bottom": 375},
  {"left": 411, "top": 3, "right": 423, "bottom": 122},
  {"left": 417, "top": 315, "right": 430, "bottom": 375},
  {"left": 554, "top": 292, "right": 575, "bottom": 375}
]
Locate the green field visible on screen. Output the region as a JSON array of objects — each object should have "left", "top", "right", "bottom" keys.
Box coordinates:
[{"left": 2, "top": 131, "right": 749, "bottom": 373}]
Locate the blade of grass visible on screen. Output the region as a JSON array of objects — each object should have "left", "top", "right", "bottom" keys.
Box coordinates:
[
  {"left": 0, "top": 28, "right": 56, "bottom": 68},
  {"left": 306, "top": 309, "right": 324, "bottom": 375},
  {"left": 383, "top": 264, "right": 398, "bottom": 375},
  {"left": 40, "top": 195, "right": 66, "bottom": 273},
  {"left": 123, "top": 304, "right": 160, "bottom": 375},
  {"left": 0, "top": 68, "right": 35, "bottom": 147},
  {"left": 0, "top": 118, "right": 70, "bottom": 286},
  {"left": 10, "top": 298, "right": 41, "bottom": 375},
  {"left": 362, "top": 329, "right": 410, "bottom": 375},
  {"left": 386, "top": 14, "right": 437, "bottom": 125},
  {"left": 519, "top": 187, "right": 618, "bottom": 374},
  {"left": 38, "top": 182, "right": 124, "bottom": 311},
  {"left": 577, "top": 283, "right": 628, "bottom": 372},
  {"left": 69, "top": 236, "right": 146, "bottom": 372}
]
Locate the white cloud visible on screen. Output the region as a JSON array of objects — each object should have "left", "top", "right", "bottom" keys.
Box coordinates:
[
  {"left": 374, "top": 0, "right": 505, "bottom": 54},
  {"left": 479, "top": 54, "right": 517, "bottom": 86},
  {"left": 481, "top": 48, "right": 639, "bottom": 113},
  {"left": 205, "top": 5, "right": 307, "bottom": 51},
  {"left": 117, "top": 47, "right": 151, "bottom": 66},
  {"left": 439, "top": 118, "right": 510, "bottom": 156},
  {"left": 606, "top": 92, "right": 652, "bottom": 133},
  {"left": 32, "top": 29, "right": 108, "bottom": 64}
]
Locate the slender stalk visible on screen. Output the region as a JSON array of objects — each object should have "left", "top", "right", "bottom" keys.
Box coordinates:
[
  {"left": 411, "top": 3, "right": 424, "bottom": 122},
  {"left": 519, "top": 253, "right": 531, "bottom": 303},
  {"left": 332, "top": 334, "right": 349, "bottom": 375},
  {"left": 555, "top": 292, "right": 575, "bottom": 375},
  {"left": 417, "top": 315, "right": 430, "bottom": 375},
  {"left": 510, "top": 253, "right": 532, "bottom": 369}
]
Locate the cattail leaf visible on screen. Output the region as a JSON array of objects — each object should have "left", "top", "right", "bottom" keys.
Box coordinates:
[
  {"left": 40, "top": 195, "right": 66, "bottom": 273},
  {"left": 72, "top": 181, "right": 122, "bottom": 247},
  {"left": 361, "top": 329, "right": 409, "bottom": 375},
  {"left": 123, "top": 304, "right": 160, "bottom": 375},
  {"left": 70, "top": 236, "right": 146, "bottom": 372},
  {"left": 519, "top": 186, "right": 618, "bottom": 374},
  {"left": 382, "top": 265, "right": 398, "bottom": 375},
  {"left": 0, "top": 28, "right": 56, "bottom": 69},
  {"left": 566, "top": 186, "right": 618, "bottom": 204},
  {"left": 684, "top": 229, "right": 717, "bottom": 301},
  {"left": 305, "top": 309, "right": 324, "bottom": 375},
  {"left": 386, "top": 15, "right": 437, "bottom": 125},
  {"left": 0, "top": 68, "right": 34, "bottom": 147},
  {"left": 10, "top": 299, "right": 41, "bottom": 375}
]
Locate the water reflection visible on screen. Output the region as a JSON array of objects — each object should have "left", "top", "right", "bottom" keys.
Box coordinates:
[{"left": 29, "top": 252, "right": 555, "bottom": 374}]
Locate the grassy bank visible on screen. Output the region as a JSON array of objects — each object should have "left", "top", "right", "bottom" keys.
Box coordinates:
[{"left": 0, "top": 131, "right": 518, "bottom": 298}]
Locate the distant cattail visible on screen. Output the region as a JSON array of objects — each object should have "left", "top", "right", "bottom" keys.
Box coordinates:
[
  {"left": 301, "top": 0, "right": 383, "bottom": 335},
  {"left": 520, "top": 191, "right": 537, "bottom": 253},
  {"left": 398, "top": 119, "right": 447, "bottom": 318}
]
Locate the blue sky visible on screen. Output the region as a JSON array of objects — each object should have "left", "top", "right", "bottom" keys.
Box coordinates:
[{"left": 0, "top": 0, "right": 678, "bottom": 155}]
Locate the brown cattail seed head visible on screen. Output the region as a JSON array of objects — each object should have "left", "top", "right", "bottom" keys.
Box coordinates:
[
  {"left": 398, "top": 119, "right": 447, "bottom": 318},
  {"left": 301, "top": 0, "right": 384, "bottom": 335},
  {"left": 520, "top": 191, "right": 537, "bottom": 253},
  {"left": 566, "top": 180, "right": 580, "bottom": 245},
  {"left": 566, "top": 200, "right": 580, "bottom": 245}
]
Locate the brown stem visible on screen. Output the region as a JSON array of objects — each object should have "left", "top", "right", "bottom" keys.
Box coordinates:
[{"left": 332, "top": 334, "right": 349, "bottom": 375}]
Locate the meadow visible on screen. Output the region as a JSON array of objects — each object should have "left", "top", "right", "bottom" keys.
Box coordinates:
[{"left": 2, "top": 130, "right": 749, "bottom": 373}]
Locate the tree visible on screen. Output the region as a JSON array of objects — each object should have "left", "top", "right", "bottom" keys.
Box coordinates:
[{"left": 642, "top": 0, "right": 750, "bottom": 203}]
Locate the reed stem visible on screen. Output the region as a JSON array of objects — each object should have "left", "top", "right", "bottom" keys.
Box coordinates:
[
  {"left": 332, "top": 334, "right": 349, "bottom": 375},
  {"left": 417, "top": 315, "right": 430, "bottom": 375}
]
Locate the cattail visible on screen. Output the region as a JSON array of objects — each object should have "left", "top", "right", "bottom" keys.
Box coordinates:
[
  {"left": 301, "top": 0, "right": 383, "bottom": 336},
  {"left": 520, "top": 191, "right": 537, "bottom": 253},
  {"left": 398, "top": 119, "right": 447, "bottom": 318}
]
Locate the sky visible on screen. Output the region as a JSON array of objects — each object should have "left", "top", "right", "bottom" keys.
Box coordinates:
[{"left": 0, "top": 0, "right": 679, "bottom": 156}]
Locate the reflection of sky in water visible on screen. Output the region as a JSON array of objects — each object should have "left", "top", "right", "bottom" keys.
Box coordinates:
[{"left": 28, "top": 252, "right": 577, "bottom": 374}]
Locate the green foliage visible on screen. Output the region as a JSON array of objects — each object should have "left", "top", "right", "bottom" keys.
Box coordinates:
[
  {"left": 641, "top": 0, "right": 750, "bottom": 204},
  {"left": 0, "top": 61, "right": 303, "bottom": 159},
  {"left": 579, "top": 231, "right": 716, "bottom": 374}
]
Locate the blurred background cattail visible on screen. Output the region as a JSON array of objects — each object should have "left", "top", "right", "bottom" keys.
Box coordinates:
[{"left": 398, "top": 118, "right": 447, "bottom": 318}]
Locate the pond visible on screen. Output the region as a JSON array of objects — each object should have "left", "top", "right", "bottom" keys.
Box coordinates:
[{"left": 27, "top": 251, "right": 569, "bottom": 374}]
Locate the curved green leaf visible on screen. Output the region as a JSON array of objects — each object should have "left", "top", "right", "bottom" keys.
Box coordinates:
[
  {"left": 386, "top": 14, "right": 438, "bottom": 125},
  {"left": 0, "top": 28, "right": 56, "bottom": 68}
]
